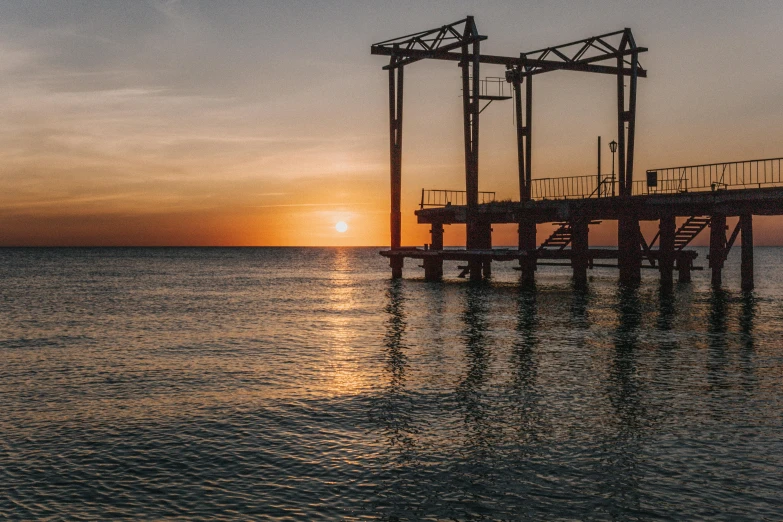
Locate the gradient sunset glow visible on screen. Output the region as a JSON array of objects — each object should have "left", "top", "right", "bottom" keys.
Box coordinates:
[{"left": 2, "top": 1, "right": 783, "bottom": 246}]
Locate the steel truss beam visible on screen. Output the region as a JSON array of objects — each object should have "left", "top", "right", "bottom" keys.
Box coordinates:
[
  {"left": 372, "top": 46, "right": 646, "bottom": 77},
  {"left": 372, "top": 22, "right": 646, "bottom": 77},
  {"left": 513, "top": 28, "right": 646, "bottom": 77},
  {"left": 371, "top": 17, "right": 487, "bottom": 69}
]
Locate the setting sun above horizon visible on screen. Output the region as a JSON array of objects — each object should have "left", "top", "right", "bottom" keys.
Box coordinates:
[{"left": 335, "top": 221, "right": 348, "bottom": 233}]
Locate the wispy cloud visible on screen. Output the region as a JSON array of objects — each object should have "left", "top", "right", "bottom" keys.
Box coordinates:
[{"left": 250, "top": 203, "right": 377, "bottom": 209}]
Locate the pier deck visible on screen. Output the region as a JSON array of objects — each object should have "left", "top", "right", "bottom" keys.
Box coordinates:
[
  {"left": 383, "top": 185, "right": 773, "bottom": 288},
  {"left": 415, "top": 186, "right": 783, "bottom": 225}
]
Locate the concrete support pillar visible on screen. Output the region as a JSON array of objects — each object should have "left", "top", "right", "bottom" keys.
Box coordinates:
[
  {"left": 430, "top": 223, "right": 444, "bottom": 251},
  {"left": 571, "top": 218, "right": 589, "bottom": 287},
  {"left": 518, "top": 218, "right": 537, "bottom": 286},
  {"left": 424, "top": 222, "right": 445, "bottom": 281},
  {"left": 659, "top": 215, "right": 676, "bottom": 287},
  {"left": 390, "top": 257, "right": 403, "bottom": 279},
  {"left": 740, "top": 213, "right": 754, "bottom": 291},
  {"left": 469, "top": 259, "right": 482, "bottom": 281},
  {"left": 618, "top": 212, "right": 641, "bottom": 285},
  {"left": 677, "top": 255, "right": 692, "bottom": 283},
  {"left": 709, "top": 214, "right": 727, "bottom": 286},
  {"left": 469, "top": 221, "right": 492, "bottom": 281},
  {"left": 423, "top": 256, "right": 443, "bottom": 282}
]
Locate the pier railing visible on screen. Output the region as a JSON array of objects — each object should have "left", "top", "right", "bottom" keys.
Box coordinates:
[
  {"left": 419, "top": 157, "right": 783, "bottom": 207},
  {"left": 420, "top": 189, "right": 496, "bottom": 208},
  {"left": 530, "top": 175, "right": 616, "bottom": 200},
  {"left": 635, "top": 157, "right": 783, "bottom": 195}
]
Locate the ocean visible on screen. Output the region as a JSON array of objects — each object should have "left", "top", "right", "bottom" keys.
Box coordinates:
[{"left": 2, "top": 247, "right": 782, "bottom": 520}]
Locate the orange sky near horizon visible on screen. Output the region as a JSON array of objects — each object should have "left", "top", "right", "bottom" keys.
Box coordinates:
[{"left": 2, "top": 1, "right": 783, "bottom": 247}]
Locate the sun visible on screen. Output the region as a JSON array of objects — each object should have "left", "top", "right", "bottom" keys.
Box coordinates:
[{"left": 335, "top": 221, "right": 348, "bottom": 233}]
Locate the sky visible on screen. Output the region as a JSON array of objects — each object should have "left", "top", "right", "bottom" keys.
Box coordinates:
[{"left": 1, "top": 0, "right": 783, "bottom": 246}]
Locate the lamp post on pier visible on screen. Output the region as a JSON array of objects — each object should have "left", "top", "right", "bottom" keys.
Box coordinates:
[{"left": 609, "top": 140, "right": 618, "bottom": 197}]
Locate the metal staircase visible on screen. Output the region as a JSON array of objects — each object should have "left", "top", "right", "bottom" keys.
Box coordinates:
[
  {"left": 538, "top": 221, "right": 601, "bottom": 251},
  {"left": 674, "top": 216, "right": 711, "bottom": 251},
  {"left": 538, "top": 222, "right": 572, "bottom": 251}
]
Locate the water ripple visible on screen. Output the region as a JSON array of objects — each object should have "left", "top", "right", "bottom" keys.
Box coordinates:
[{"left": 1, "top": 247, "right": 782, "bottom": 519}]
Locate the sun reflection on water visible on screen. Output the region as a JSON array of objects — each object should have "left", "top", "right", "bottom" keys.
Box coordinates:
[{"left": 321, "top": 249, "right": 369, "bottom": 396}]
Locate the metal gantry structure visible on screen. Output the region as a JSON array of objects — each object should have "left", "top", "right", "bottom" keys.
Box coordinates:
[
  {"left": 371, "top": 16, "right": 646, "bottom": 281},
  {"left": 372, "top": 16, "right": 777, "bottom": 290}
]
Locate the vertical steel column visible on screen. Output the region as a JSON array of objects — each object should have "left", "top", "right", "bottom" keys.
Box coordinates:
[
  {"left": 460, "top": 44, "right": 473, "bottom": 280},
  {"left": 525, "top": 73, "right": 533, "bottom": 192},
  {"left": 616, "top": 54, "right": 626, "bottom": 195},
  {"left": 659, "top": 215, "right": 676, "bottom": 286},
  {"left": 625, "top": 50, "right": 638, "bottom": 194},
  {"left": 512, "top": 70, "right": 526, "bottom": 201},
  {"left": 461, "top": 47, "right": 472, "bottom": 192},
  {"left": 521, "top": 71, "right": 535, "bottom": 282},
  {"left": 616, "top": 34, "right": 639, "bottom": 286},
  {"left": 597, "top": 136, "right": 602, "bottom": 197},
  {"left": 709, "top": 214, "right": 727, "bottom": 286},
  {"left": 571, "top": 218, "right": 589, "bottom": 288},
  {"left": 512, "top": 67, "right": 536, "bottom": 283},
  {"left": 472, "top": 40, "right": 480, "bottom": 196},
  {"left": 461, "top": 38, "right": 480, "bottom": 214},
  {"left": 461, "top": 29, "right": 482, "bottom": 280},
  {"left": 388, "top": 60, "right": 403, "bottom": 250},
  {"left": 740, "top": 213, "right": 754, "bottom": 291},
  {"left": 388, "top": 57, "right": 404, "bottom": 278}
]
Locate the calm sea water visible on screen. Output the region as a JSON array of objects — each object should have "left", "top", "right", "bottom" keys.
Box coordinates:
[{"left": 1, "top": 247, "right": 782, "bottom": 520}]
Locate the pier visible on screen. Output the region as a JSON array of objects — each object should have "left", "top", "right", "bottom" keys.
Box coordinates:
[{"left": 372, "top": 17, "right": 781, "bottom": 289}]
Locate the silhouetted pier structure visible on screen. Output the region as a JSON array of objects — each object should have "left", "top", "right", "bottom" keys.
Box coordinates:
[{"left": 372, "top": 17, "right": 781, "bottom": 290}]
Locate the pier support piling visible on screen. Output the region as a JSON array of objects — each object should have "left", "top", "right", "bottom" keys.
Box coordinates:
[
  {"left": 423, "top": 222, "right": 444, "bottom": 281},
  {"left": 390, "top": 257, "right": 403, "bottom": 279},
  {"left": 740, "top": 213, "right": 754, "bottom": 291},
  {"left": 518, "top": 218, "right": 537, "bottom": 286},
  {"left": 709, "top": 214, "right": 727, "bottom": 286},
  {"left": 571, "top": 218, "right": 589, "bottom": 287},
  {"left": 618, "top": 213, "right": 641, "bottom": 285},
  {"left": 677, "top": 255, "right": 692, "bottom": 283},
  {"left": 482, "top": 258, "right": 492, "bottom": 278},
  {"left": 430, "top": 222, "right": 444, "bottom": 251},
  {"left": 423, "top": 257, "right": 443, "bottom": 281},
  {"left": 659, "top": 215, "right": 676, "bottom": 287},
  {"left": 469, "top": 260, "right": 482, "bottom": 281},
  {"left": 471, "top": 221, "right": 492, "bottom": 280}
]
